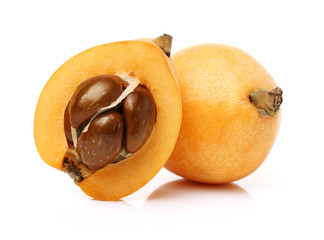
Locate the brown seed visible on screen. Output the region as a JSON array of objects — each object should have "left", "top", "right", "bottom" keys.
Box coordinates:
[
  {"left": 78, "top": 111, "right": 124, "bottom": 170},
  {"left": 69, "top": 75, "right": 124, "bottom": 129},
  {"left": 63, "top": 101, "right": 74, "bottom": 149},
  {"left": 123, "top": 86, "right": 156, "bottom": 153}
]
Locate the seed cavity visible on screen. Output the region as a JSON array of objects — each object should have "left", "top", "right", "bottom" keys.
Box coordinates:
[{"left": 63, "top": 73, "right": 156, "bottom": 177}]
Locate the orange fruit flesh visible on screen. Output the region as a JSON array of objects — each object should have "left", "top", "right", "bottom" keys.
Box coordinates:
[
  {"left": 165, "top": 44, "right": 281, "bottom": 183},
  {"left": 34, "top": 39, "right": 182, "bottom": 200}
]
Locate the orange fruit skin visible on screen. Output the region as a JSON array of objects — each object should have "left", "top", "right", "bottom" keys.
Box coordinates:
[{"left": 165, "top": 44, "right": 281, "bottom": 183}]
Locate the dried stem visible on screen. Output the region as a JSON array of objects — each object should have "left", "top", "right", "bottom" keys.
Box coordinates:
[
  {"left": 153, "top": 34, "right": 173, "bottom": 57},
  {"left": 249, "top": 87, "right": 283, "bottom": 117}
]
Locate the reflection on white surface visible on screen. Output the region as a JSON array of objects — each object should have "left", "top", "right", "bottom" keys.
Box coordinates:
[
  {"left": 147, "top": 179, "right": 251, "bottom": 199},
  {"left": 57, "top": 172, "right": 255, "bottom": 227},
  {"left": 143, "top": 179, "right": 254, "bottom": 217}
]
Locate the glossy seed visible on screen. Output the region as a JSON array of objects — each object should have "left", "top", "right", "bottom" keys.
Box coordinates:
[
  {"left": 69, "top": 75, "right": 124, "bottom": 129},
  {"left": 123, "top": 86, "right": 156, "bottom": 153},
  {"left": 78, "top": 111, "right": 124, "bottom": 170}
]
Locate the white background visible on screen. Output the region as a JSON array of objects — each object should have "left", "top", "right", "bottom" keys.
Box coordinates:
[{"left": 1, "top": 0, "right": 323, "bottom": 239}]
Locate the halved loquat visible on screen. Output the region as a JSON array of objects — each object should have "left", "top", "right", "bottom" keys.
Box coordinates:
[{"left": 34, "top": 35, "right": 182, "bottom": 200}]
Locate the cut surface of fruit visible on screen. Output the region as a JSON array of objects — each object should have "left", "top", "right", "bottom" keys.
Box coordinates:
[{"left": 34, "top": 36, "right": 182, "bottom": 200}]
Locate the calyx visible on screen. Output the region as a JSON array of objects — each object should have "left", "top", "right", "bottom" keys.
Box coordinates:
[{"left": 249, "top": 87, "right": 283, "bottom": 117}]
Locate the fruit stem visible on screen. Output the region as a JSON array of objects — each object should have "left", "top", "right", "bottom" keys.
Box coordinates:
[
  {"left": 153, "top": 34, "right": 173, "bottom": 57},
  {"left": 249, "top": 87, "right": 283, "bottom": 117}
]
